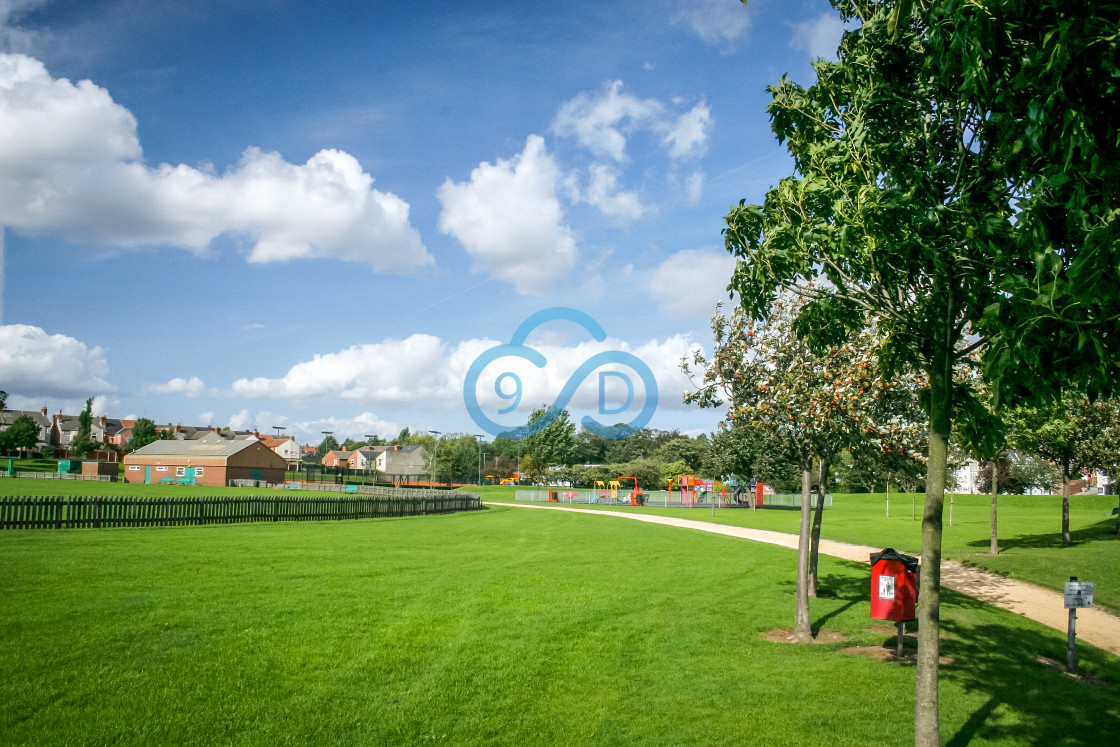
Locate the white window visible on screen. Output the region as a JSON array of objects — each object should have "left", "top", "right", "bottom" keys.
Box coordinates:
[
  {"left": 176, "top": 467, "right": 185, "bottom": 476},
  {"left": 128, "top": 465, "right": 141, "bottom": 471},
  {"left": 195, "top": 467, "right": 205, "bottom": 476},
  {"left": 156, "top": 466, "right": 168, "bottom": 472}
]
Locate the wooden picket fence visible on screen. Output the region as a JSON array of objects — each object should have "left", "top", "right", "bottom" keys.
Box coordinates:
[{"left": 0, "top": 493, "right": 481, "bottom": 530}]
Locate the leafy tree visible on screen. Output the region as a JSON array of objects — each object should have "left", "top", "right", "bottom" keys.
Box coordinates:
[
  {"left": 520, "top": 407, "right": 575, "bottom": 483},
  {"left": 69, "top": 398, "right": 97, "bottom": 459},
  {"left": 655, "top": 437, "right": 707, "bottom": 474},
  {"left": 659, "top": 459, "right": 690, "bottom": 487},
  {"left": 433, "top": 434, "right": 481, "bottom": 485},
  {"left": 1006, "top": 393, "right": 1120, "bottom": 544},
  {"left": 929, "top": 1, "right": 1120, "bottom": 402},
  {"left": 0, "top": 390, "right": 7, "bottom": 411},
  {"left": 314, "top": 434, "right": 340, "bottom": 459},
  {"left": 0, "top": 414, "right": 39, "bottom": 456},
  {"left": 686, "top": 295, "right": 925, "bottom": 633},
  {"left": 127, "top": 418, "right": 160, "bottom": 452},
  {"left": 607, "top": 458, "right": 662, "bottom": 491},
  {"left": 718, "top": 3, "right": 1038, "bottom": 736}
]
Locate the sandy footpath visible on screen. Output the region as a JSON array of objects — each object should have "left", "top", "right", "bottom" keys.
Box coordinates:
[{"left": 485, "top": 501, "right": 1120, "bottom": 657}]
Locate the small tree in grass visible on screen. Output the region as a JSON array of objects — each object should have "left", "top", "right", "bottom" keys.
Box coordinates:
[
  {"left": 1006, "top": 393, "right": 1120, "bottom": 545},
  {"left": 685, "top": 294, "right": 925, "bottom": 635}
]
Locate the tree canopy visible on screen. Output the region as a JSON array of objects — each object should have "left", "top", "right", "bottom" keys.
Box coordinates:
[
  {"left": 127, "top": 418, "right": 160, "bottom": 452},
  {"left": 718, "top": 2, "right": 1120, "bottom": 741}
]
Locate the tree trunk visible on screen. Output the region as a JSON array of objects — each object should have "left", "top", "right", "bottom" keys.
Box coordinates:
[
  {"left": 885, "top": 474, "right": 890, "bottom": 518},
  {"left": 808, "top": 458, "right": 830, "bottom": 598},
  {"left": 915, "top": 361, "right": 951, "bottom": 747},
  {"left": 1062, "top": 462, "right": 1072, "bottom": 546},
  {"left": 990, "top": 460, "right": 999, "bottom": 555},
  {"left": 793, "top": 468, "right": 813, "bottom": 642}
]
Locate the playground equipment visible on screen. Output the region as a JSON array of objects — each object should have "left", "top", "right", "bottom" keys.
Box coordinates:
[{"left": 618, "top": 476, "right": 645, "bottom": 506}]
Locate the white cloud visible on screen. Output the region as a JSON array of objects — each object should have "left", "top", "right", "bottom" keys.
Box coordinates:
[
  {"left": 663, "top": 103, "right": 712, "bottom": 160},
  {"left": 437, "top": 135, "right": 578, "bottom": 295},
  {"left": 197, "top": 411, "right": 215, "bottom": 426},
  {"left": 0, "top": 53, "right": 432, "bottom": 272},
  {"left": 791, "top": 11, "right": 846, "bottom": 61},
  {"left": 553, "top": 81, "right": 711, "bottom": 164},
  {"left": 552, "top": 80, "right": 664, "bottom": 162},
  {"left": 286, "top": 412, "right": 400, "bottom": 445},
  {"left": 646, "top": 248, "right": 736, "bottom": 319},
  {"left": 217, "top": 328, "right": 705, "bottom": 434},
  {"left": 148, "top": 376, "right": 216, "bottom": 398},
  {"left": 685, "top": 0, "right": 751, "bottom": 46},
  {"left": 90, "top": 395, "right": 115, "bottom": 416},
  {"left": 686, "top": 170, "right": 705, "bottom": 205},
  {"left": 578, "top": 163, "right": 644, "bottom": 221},
  {"left": 0, "top": 323, "right": 116, "bottom": 397}
]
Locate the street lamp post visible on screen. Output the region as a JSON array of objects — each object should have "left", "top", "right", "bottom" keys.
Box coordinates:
[
  {"left": 321, "top": 431, "right": 335, "bottom": 483},
  {"left": 428, "top": 430, "right": 442, "bottom": 486},
  {"left": 473, "top": 434, "right": 485, "bottom": 486}
]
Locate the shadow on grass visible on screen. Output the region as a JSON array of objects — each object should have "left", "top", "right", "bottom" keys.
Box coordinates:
[
  {"left": 811, "top": 569, "right": 867, "bottom": 632},
  {"left": 965, "top": 518, "right": 1118, "bottom": 551},
  {"left": 939, "top": 588, "right": 1120, "bottom": 746}
]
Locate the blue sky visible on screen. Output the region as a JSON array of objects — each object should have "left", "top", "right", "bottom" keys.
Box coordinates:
[{"left": 0, "top": 0, "right": 844, "bottom": 446}]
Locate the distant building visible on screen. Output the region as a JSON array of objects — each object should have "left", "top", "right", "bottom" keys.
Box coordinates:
[
  {"left": 123, "top": 437, "right": 287, "bottom": 486},
  {"left": 321, "top": 450, "right": 351, "bottom": 468},
  {"left": 258, "top": 435, "right": 302, "bottom": 467},
  {"left": 0, "top": 406, "right": 52, "bottom": 450}
]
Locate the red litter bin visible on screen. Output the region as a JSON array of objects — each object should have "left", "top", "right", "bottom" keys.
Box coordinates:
[{"left": 870, "top": 548, "right": 919, "bottom": 623}]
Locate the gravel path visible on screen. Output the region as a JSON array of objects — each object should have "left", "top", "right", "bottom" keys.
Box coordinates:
[{"left": 486, "top": 501, "right": 1120, "bottom": 656}]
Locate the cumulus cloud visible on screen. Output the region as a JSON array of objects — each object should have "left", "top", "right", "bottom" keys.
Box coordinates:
[
  {"left": 577, "top": 163, "right": 644, "bottom": 221},
  {"left": 437, "top": 135, "right": 578, "bottom": 295},
  {"left": 219, "top": 327, "right": 704, "bottom": 439},
  {"left": 791, "top": 11, "right": 846, "bottom": 61},
  {"left": 663, "top": 103, "right": 712, "bottom": 160},
  {"left": 553, "top": 81, "right": 711, "bottom": 164},
  {"left": 286, "top": 412, "right": 400, "bottom": 444},
  {"left": 685, "top": 0, "right": 751, "bottom": 46},
  {"left": 0, "top": 323, "right": 116, "bottom": 397},
  {"left": 0, "top": 54, "right": 432, "bottom": 272},
  {"left": 552, "top": 80, "right": 664, "bottom": 162},
  {"left": 148, "top": 376, "right": 217, "bottom": 398},
  {"left": 646, "top": 248, "right": 736, "bottom": 319}
]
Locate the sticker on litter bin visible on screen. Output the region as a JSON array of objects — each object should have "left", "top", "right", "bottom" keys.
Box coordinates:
[{"left": 879, "top": 575, "right": 896, "bottom": 600}]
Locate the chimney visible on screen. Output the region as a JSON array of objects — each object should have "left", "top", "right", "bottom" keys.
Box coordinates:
[
  {"left": 100, "top": 415, "right": 107, "bottom": 427},
  {"left": 214, "top": 427, "right": 221, "bottom": 434},
  {"left": 394, "top": 444, "right": 401, "bottom": 451},
  {"left": 175, "top": 423, "right": 182, "bottom": 434},
  {"left": 41, "top": 406, "right": 48, "bottom": 416}
]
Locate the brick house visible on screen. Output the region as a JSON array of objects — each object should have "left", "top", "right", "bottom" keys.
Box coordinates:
[
  {"left": 321, "top": 450, "right": 351, "bottom": 468},
  {"left": 123, "top": 437, "right": 288, "bottom": 486}
]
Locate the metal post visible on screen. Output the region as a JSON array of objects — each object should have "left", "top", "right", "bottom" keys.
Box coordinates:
[
  {"left": 1068, "top": 575, "right": 1078, "bottom": 672},
  {"left": 897, "top": 621, "right": 905, "bottom": 658}
]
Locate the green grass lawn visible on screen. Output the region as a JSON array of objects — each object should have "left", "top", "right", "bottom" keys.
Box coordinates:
[
  {"left": 1, "top": 505, "right": 1116, "bottom": 745},
  {"left": 476, "top": 485, "right": 1120, "bottom": 613}
]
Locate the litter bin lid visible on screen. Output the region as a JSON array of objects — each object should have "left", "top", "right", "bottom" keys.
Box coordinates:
[{"left": 870, "top": 547, "right": 920, "bottom": 573}]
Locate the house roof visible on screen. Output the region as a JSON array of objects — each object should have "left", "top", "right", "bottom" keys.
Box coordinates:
[
  {"left": 259, "top": 435, "right": 296, "bottom": 449},
  {"left": 128, "top": 439, "right": 263, "bottom": 458},
  {"left": 0, "top": 409, "right": 51, "bottom": 428}
]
